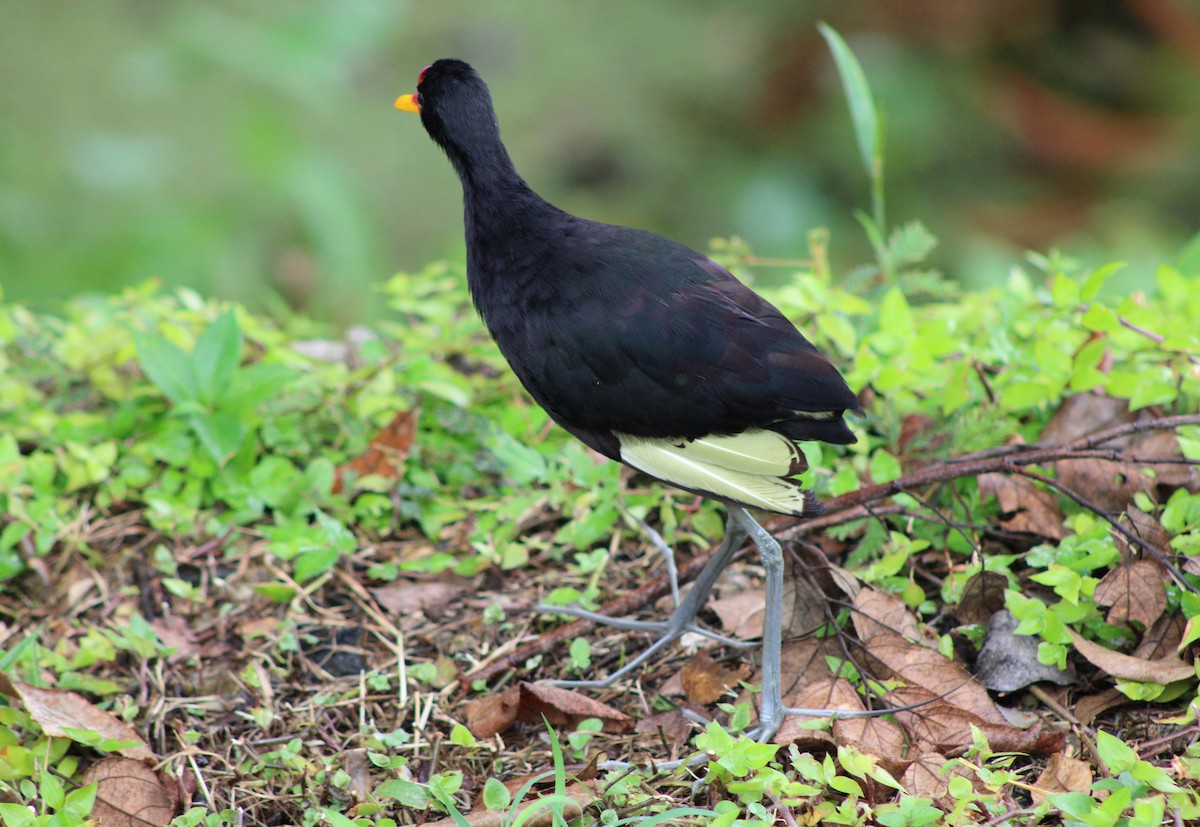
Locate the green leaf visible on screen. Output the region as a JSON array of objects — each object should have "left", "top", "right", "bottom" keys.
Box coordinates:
[
  {"left": 190, "top": 412, "right": 246, "bottom": 465},
  {"left": 1177, "top": 231, "right": 1200, "bottom": 276},
  {"left": 869, "top": 450, "right": 901, "bottom": 484},
  {"left": 877, "top": 287, "right": 913, "bottom": 338},
  {"left": 1095, "top": 729, "right": 1136, "bottom": 773},
  {"left": 134, "top": 330, "right": 197, "bottom": 405},
  {"left": 1080, "top": 261, "right": 1124, "bottom": 301},
  {"left": 1051, "top": 273, "right": 1079, "bottom": 309},
  {"left": 1046, "top": 792, "right": 1099, "bottom": 820},
  {"left": 374, "top": 778, "right": 431, "bottom": 808},
  {"left": 887, "top": 221, "right": 937, "bottom": 266},
  {"left": 0, "top": 804, "right": 36, "bottom": 827},
  {"left": 40, "top": 770, "right": 65, "bottom": 809},
  {"left": 449, "top": 724, "right": 478, "bottom": 747},
  {"left": 818, "top": 23, "right": 881, "bottom": 188},
  {"left": 1000, "top": 380, "right": 1050, "bottom": 410},
  {"left": 192, "top": 309, "right": 242, "bottom": 405},
  {"left": 1080, "top": 304, "right": 1119, "bottom": 334},
  {"left": 221, "top": 363, "right": 296, "bottom": 415},
  {"left": 941, "top": 359, "right": 971, "bottom": 413},
  {"left": 321, "top": 809, "right": 358, "bottom": 827},
  {"left": 251, "top": 583, "right": 296, "bottom": 602},
  {"left": 481, "top": 777, "right": 510, "bottom": 812}
]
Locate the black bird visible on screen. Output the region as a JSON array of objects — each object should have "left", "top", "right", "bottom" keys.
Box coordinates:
[{"left": 396, "top": 59, "right": 860, "bottom": 738}]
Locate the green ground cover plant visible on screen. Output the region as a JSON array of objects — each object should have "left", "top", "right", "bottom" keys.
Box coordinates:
[{"left": 2, "top": 28, "right": 1200, "bottom": 827}]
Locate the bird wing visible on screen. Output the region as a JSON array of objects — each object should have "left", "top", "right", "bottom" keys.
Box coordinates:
[{"left": 497, "top": 229, "right": 857, "bottom": 446}]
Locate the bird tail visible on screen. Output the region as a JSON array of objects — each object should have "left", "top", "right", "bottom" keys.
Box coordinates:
[{"left": 617, "top": 430, "right": 823, "bottom": 517}]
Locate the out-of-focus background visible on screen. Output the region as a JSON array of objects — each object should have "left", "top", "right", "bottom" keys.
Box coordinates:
[{"left": 4, "top": 0, "right": 1199, "bottom": 323}]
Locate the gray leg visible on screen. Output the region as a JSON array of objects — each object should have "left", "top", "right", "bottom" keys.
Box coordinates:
[
  {"left": 544, "top": 513, "right": 747, "bottom": 688},
  {"left": 730, "top": 507, "right": 785, "bottom": 741}
]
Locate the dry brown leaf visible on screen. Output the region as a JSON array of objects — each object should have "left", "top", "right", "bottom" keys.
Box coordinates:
[
  {"left": 867, "top": 631, "right": 1010, "bottom": 726},
  {"left": 1031, "top": 753, "right": 1093, "bottom": 805},
  {"left": 978, "top": 473, "right": 1068, "bottom": 539},
  {"left": 679, "top": 653, "right": 751, "bottom": 705},
  {"left": 955, "top": 571, "right": 1009, "bottom": 625},
  {"left": 1074, "top": 688, "right": 1129, "bottom": 725},
  {"left": 709, "top": 590, "right": 765, "bottom": 638},
  {"left": 518, "top": 683, "right": 632, "bottom": 733},
  {"left": 1132, "top": 428, "right": 1200, "bottom": 490},
  {"left": 82, "top": 758, "right": 177, "bottom": 827},
  {"left": 901, "top": 753, "right": 980, "bottom": 801},
  {"left": 1093, "top": 560, "right": 1167, "bottom": 629},
  {"left": 1117, "top": 508, "right": 1173, "bottom": 560},
  {"left": 852, "top": 587, "right": 924, "bottom": 644},
  {"left": 774, "top": 678, "right": 858, "bottom": 748},
  {"left": 466, "top": 683, "right": 633, "bottom": 738},
  {"left": 633, "top": 709, "right": 694, "bottom": 743},
  {"left": 1055, "top": 455, "right": 1155, "bottom": 512},
  {"left": 1040, "top": 393, "right": 1130, "bottom": 445},
  {"left": 370, "top": 579, "right": 468, "bottom": 617},
  {"left": 1041, "top": 394, "right": 1197, "bottom": 511},
  {"left": 711, "top": 557, "right": 830, "bottom": 642},
  {"left": 150, "top": 615, "right": 216, "bottom": 664},
  {"left": 342, "top": 748, "right": 373, "bottom": 802},
  {"left": 1068, "top": 629, "right": 1194, "bottom": 683},
  {"left": 886, "top": 685, "right": 1062, "bottom": 756},
  {"left": 1134, "top": 612, "right": 1186, "bottom": 660},
  {"left": 333, "top": 409, "right": 417, "bottom": 494},
  {"left": 0, "top": 676, "right": 155, "bottom": 762},
  {"left": 835, "top": 713, "right": 909, "bottom": 776},
  {"left": 464, "top": 685, "right": 521, "bottom": 738}
]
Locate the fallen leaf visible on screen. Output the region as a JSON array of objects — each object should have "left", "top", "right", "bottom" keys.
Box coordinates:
[
  {"left": 680, "top": 653, "right": 751, "bottom": 705},
  {"left": 1041, "top": 394, "right": 1198, "bottom": 511},
  {"left": 1117, "top": 508, "right": 1173, "bottom": 560},
  {"left": 774, "top": 678, "right": 854, "bottom": 748},
  {"left": 333, "top": 409, "right": 417, "bottom": 494},
  {"left": 852, "top": 588, "right": 925, "bottom": 645},
  {"left": 978, "top": 473, "right": 1068, "bottom": 539},
  {"left": 370, "top": 578, "right": 468, "bottom": 617},
  {"left": 865, "top": 639, "right": 1011, "bottom": 728},
  {"left": 834, "top": 715, "right": 909, "bottom": 776},
  {"left": 709, "top": 590, "right": 766, "bottom": 638},
  {"left": 1134, "top": 612, "right": 1186, "bottom": 660},
  {"left": 464, "top": 683, "right": 632, "bottom": 738},
  {"left": 955, "top": 571, "right": 1009, "bottom": 625},
  {"left": 633, "top": 709, "right": 694, "bottom": 743},
  {"left": 710, "top": 555, "right": 829, "bottom": 642},
  {"left": 82, "top": 758, "right": 177, "bottom": 827},
  {"left": 1032, "top": 753, "right": 1093, "bottom": 805},
  {"left": 464, "top": 685, "right": 521, "bottom": 739},
  {"left": 519, "top": 683, "right": 632, "bottom": 733},
  {"left": 1093, "top": 560, "right": 1167, "bottom": 629},
  {"left": 1068, "top": 629, "right": 1194, "bottom": 683},
  {"left": 886, "top": 685, "right": 1062, "bottom": 756},
  {"left": 901, "top": 753, "right": 980, "bottom": 802},
  {"left": 342, "top": 748, "right": 372, "bottom": 802},
  {"left": 1074, "top": 688, "right": 1129, "bottom": 725},
  {"left": 0, "top": 675, "right": 155, "bottom": 762}
]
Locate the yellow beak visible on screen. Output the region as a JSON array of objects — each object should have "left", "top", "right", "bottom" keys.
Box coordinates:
[{"left": 395, "top": 93, "right": 421, "bottom": 114}]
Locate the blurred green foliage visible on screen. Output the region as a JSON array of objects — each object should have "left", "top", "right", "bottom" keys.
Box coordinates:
[{"left": 3, "top": 1, "right": 1199, "bottom": 321}]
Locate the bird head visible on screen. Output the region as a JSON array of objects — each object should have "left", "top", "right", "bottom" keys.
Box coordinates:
[{"left": 395, "top": 59, "right": 504, "bottom": 170}]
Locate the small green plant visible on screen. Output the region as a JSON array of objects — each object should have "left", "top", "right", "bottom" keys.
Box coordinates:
[
  {"left": 134, "top": 308, "right": 293, "bottom": 465},
  {"left": 0, "top": 773, "right": 95, "bottom": 827}
]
